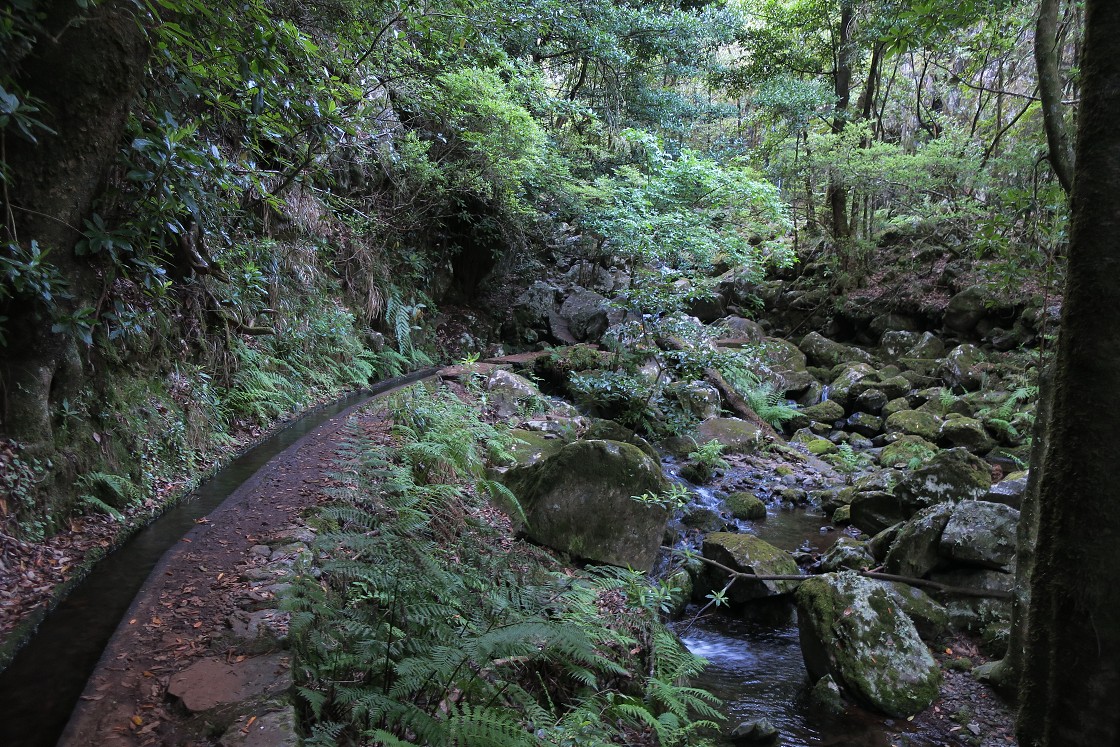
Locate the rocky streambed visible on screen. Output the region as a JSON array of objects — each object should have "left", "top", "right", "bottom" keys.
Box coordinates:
[{"left": 476, "top": 310, "right": 1032, "bottom": 744}]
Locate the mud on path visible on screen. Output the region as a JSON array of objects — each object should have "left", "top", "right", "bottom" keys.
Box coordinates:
[{"left": 58, "top": 393, "right": 401, "bottom": 747}]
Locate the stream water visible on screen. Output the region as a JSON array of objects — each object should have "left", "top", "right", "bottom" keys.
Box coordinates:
[
  {"left": 675, "top": 493, "right": 937, "bottom": 745},
  {"left": 0, "top": 369, "right": 434, "bottom": 747}
]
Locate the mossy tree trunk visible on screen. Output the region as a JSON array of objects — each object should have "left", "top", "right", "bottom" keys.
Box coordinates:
[
  {"left": 1, "top": 1, "right": 150, "bottom": 449},
  {"left": 1016, "top": 1, "right": 1120, "bottom": 743}
]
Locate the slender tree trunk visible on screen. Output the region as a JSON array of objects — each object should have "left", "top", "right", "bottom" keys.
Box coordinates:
[
  {"left": 1017, "top": 2, "right": 1120, "bottom": 743},
  {"left": 1, "top": 0, "right": 150, "bottom": 446},
  {"left": 1036, "top": 0, "right": 1075, "bottom": 194},
  {"left": 827, "top": 1, "right": 854, "bottom": 254}
]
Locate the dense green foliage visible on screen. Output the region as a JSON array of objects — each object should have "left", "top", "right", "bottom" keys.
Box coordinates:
[{"left": 287, "top": 385, "right": 720, "bottom": 745}]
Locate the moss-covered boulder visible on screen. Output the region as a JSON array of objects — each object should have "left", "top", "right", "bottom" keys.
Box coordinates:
[
  {"left": 796, "top": 572, "right": 941, "bottom": 717},
  {"left": 905, "top": 332, "right": 945, "bottom": 359},
  {"left": 893, "top": 447, "right": 991, "bottom": 515},
  {"left": 849, "top": 491, "right": 907, "bottom": 535},
  {"left": 880, "top": 582, "right": 950, "bottom": 642},
  {"left": 938, "top": 343, "right": 985, "bottom": 391},
  {"left": 791, "top": 429, "right": 837, "bottom": 456},
  {"left": 696, "top": 417, "right": 762, "bottom": 454},
  {"left": 586, "top": 419, "right": 659, "bottom": 461},
  {"left": 508, "top": 429, "right": 568, "bottom": 466},
  {"left": 845, "top": 412, "right": 883, "bottom": 437},
  {"left": 699, "top": 533, "right": 799, "bottom": 604},
  {"left": 828, "top": 363, "right": 877, "bottom": 411},
  {"left": 928, "top": 568, "right": 1013, "bottom": 630},
  {"left": 819, "top": 536, "right": 874, "bottom": 571},
  {"left": 801, "top": 399, "right": 845, "bottom": 424},
  {"left": 878, "top": 435, "right": 939, "bottom": 467},
  {"left": 884, "top": 409, "right": 943, "bottom": 441},
  {"left": 882, "top": 397, "right": 912, "bottom": 418},
  {"left": 486, "top": 369, "right": 544, "bottom": 418},
  {"left": 502, "top": 440, "right": 669, "bottom": 570},
  {"left": 938, "top": 416, "right": 995, "bottom": 453},
  {"left": 800, "top": 331, "right": 874, "bottom": 368},
  {"left": 724, "top": 491, "right": 767, "bottom": 520},
  {"left": 939, "top": 501, "right": 1019, "bottom": 571},
  {"left": 884, "top": 503, "right": 954, "bottom": 578},
  {"left": 881, "top": 330, "right": 921, "bottom": 359},
  {"left": 559, "top": 287, "right": 610, "bottom": 342}
]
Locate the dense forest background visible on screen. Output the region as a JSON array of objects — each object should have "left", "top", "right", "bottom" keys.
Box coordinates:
[
  {"left": 5, "top": 1, "right": 1112, "bottom": 744},
  {"left": 0, "top": 0, "right": 1077, "bottom": 539}
]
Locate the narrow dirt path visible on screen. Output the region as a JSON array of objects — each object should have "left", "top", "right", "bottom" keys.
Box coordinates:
[{"left": 58, "top": 378, "right": 431, "bottom": 746}]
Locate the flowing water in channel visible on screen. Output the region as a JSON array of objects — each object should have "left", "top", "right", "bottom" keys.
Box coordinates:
[{"left": 0, "top": 370, "right": 434, "bottom": 747}]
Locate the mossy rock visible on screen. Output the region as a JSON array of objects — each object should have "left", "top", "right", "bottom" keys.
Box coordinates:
[
  {"left": 831, "top": 504, "right": 851, "bottom": 525},
  {"left": 796, "top": 572, "right": 941, "bottom": 717},
  {"left": 849, "top": 491, "right": 908, "bottom": 535},
  {"left": 800, "top": 331, "right": 874, "bottom": 368},
  {"left": 880, "top": 582, "right": 950, "bottom": 642},
  {"left": 682, "top": 505, "right": 725, "bottom": 532},
  {"left": 664, "top": 568, "right": 693, "bottom": 617},
  {"left": 876, "top": 375, "right": 914, "bottom": 400},
  {"left": 828, "top": 363, "right": 877, "bottom": 410},
  {"left": 939, "top": 500, "right": 1019, "bottom": 571},
  {"left": 724, "top": 491, "right": 767, "bottom": 520},
  {"left": 586, "top": 419, "right": 659, "bottom": 461},
  {"left": 905, "top": 332, "right": 945, "bottom": 359},
  {"left": 893, "top": 447, "right": 991, "bottom": 515},
  {"left": 696, "top": 417, "right": 762, "bottom": 454},
  {"left": 819, "top": 536, "right": 872, "bottom": 571},
  {"left": 699, "top": 532, "right": 799, "bottom": 604},
  {"left": 508, "top": 429, "right": 569, "bottom": 466},
  {"left": 878, "top": 434, "right": 939, "bottom": 468},
  {"left": 884, "top": 409, "right": 943, "bottom": 441},
  {"left": 882, "top": 397, "right": 912, "bottom": 418},
  {"left": 938, "top": 417, "right": 995, "bottom": 454},
  {"left": 884, "top": 503, "right": 954, "bottom": 578},
  {"left": 793, "top": 399, "right": 845, "bottom": 429},
  {"left": 502, "top": 439, "right": 669, "bottom": 570},
  {"left": 791, "top": 428, "right": 837, "bottom": 456}
]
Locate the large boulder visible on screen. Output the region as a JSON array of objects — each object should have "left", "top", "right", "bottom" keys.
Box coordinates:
[
  {"left": 795, "top": 572, "right": 941, "bottom": 717},
  {"left": 938, "top": 344, "right": 985, "bottom": 391},
  {"left": 486, "top": 369, "right": 544, "bottom": 419},
  {"left": 800, "top": 331, "right": 874, "bottom": 368},
  {"left": 905, "top": 332, "right": 945, "bottom": 359},
  {"left": 940, "top": 501, "right": 1020, "bottom": 571},
  {"left": 884, "top": 409, "right": 944, "bottom": 441},
  {"left": 759, "top": 337, "right": 815, "bottom": 394},
  {"left": 893, "top": 447, "right": 991, "bottom": 515},
  {"left": 849, "top": 491, "right": 908, "bottom": 535},
  {"left": 878, "top": 435, "right": 939, "bottom": 468},
  {"left": 510, "top": 281, "right": 561, "bottom": 343},
  {"left": 699, "top": 533, "right": 799, "bottom": 604},
  {"left": 943, "top": 285, "right": 988, "bottom": 335},
  {"left": 883, "top": 503, "right": 955, "bottom": 578},
  {"left": 880, "top": 330, "right": 921, "bottom": 359},
  {"left": 502, "top": 440, "right": 669, "bottom": 570},
  {"left": 667, "top": 381, "right": 722, "bottom": 420},
  {"left": 559, "top": 288, "right": 611, "bottom": 342},
  {"left": 828, "top": 363, "right": 877, "bottom": 411},
  {"left": 696, "top": 417, "right": 763, "bottom": 454},
  {"left": 938, "top": 416, "right": 995, "bottom": 453}
]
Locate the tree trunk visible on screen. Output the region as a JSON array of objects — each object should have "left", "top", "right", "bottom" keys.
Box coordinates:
[
  {"left": 1036, "top": 0, "right": 1075, "bottom": 194},
  {"left": 1017, "top": 2, "right": 1120, "bottom": 743},
  {"left": 1, "top": 1, "right": 150, "bottom": 446},
  {"left": 827, "top": 1, "right": 854, "bottom": 251}
]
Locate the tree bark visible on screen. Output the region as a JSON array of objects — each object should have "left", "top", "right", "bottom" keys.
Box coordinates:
[
  {"left": 1017, "top": 2, "right": 1120, "bottom": 743},
  {"left": 1035, "top": 0, "right": 1075, "bottom": 194},
  {"left": 1, "top": 1, "right": 150, "bottom": 445}
]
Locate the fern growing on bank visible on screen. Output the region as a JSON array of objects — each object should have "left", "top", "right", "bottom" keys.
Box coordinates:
[{"left": 285, "top": 384, "right": 721, "bottom": 746}]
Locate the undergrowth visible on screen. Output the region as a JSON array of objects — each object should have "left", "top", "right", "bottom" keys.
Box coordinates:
[{"left": 286, "top": 384, "right": 721, "bottom": 746}]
